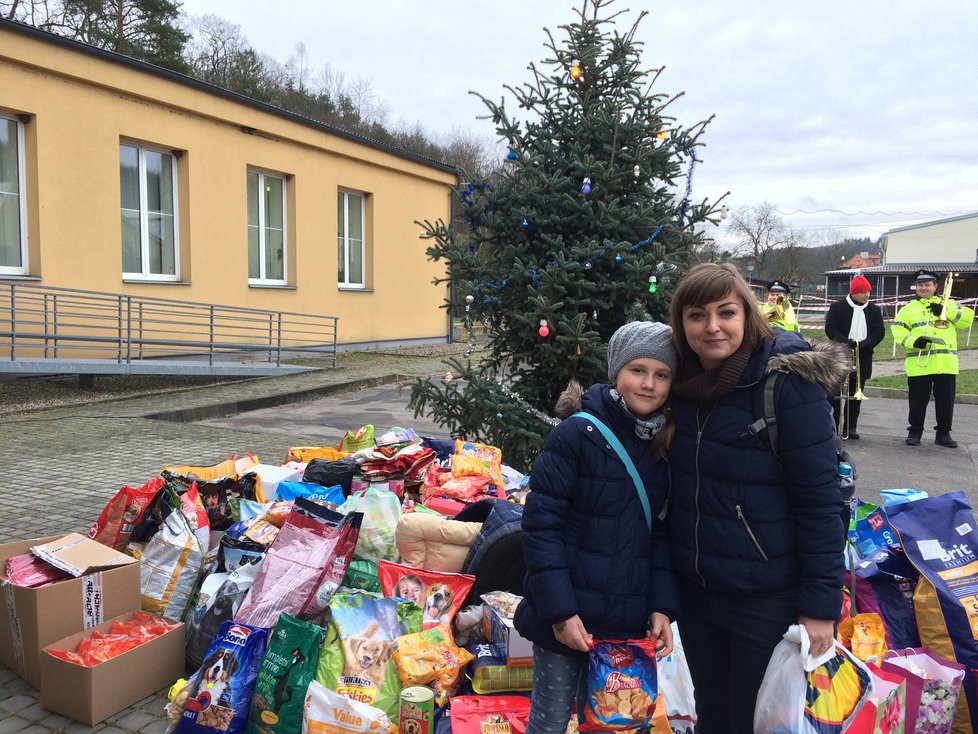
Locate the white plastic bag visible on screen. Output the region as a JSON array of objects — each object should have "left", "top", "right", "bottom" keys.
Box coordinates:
[
  {"left": 658, "top": 622, "right": 696, "bottom": 733},
  {"left": 754, "top": 624, "right": 873, "bottom": 734}
]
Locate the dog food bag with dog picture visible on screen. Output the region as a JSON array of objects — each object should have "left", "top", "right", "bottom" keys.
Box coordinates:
[
  {"left": 246, "top": 613, "right": 325, "bottom": 734},
  {"left": 578, "top": 639, "right": 659, "bottom": 732},
  {"left": 175, "top": 620, "right": 268, "bottom": 734},
  {"left": 303, "top": 680, "right": 390, "bottom": 734},
  {"left": 185, "top": 561, "right": 264, "bottom": 670},
  {"left": 316, "top": 592, "right": 422, "bottom": 723},
  {"left": 378, "top": 561, "right": 474, "bottom": 630}
]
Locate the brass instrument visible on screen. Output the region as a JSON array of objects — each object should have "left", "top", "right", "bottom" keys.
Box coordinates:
[
  {"left": 934, "top": 272, "right": 956, "bottom": 329},
  {"left": 765, "top": 294, "right": 797, "bottom": 326},
  {"left": 839, "top": 340, "right": 866, "bottom": 440},
  {"left": 852, "top": 340, "right": 867, "bottom": 401}
]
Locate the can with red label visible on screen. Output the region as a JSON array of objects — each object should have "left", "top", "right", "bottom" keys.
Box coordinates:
[{"left": 399, "top": 685, "right": 435, "bottom": 734}]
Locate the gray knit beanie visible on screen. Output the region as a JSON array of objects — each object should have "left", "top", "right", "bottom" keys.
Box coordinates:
[{"left": 607, "top": 321, "right": 678, "bottom": 383}]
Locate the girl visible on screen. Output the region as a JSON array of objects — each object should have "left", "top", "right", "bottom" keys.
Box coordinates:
[{"left": 514, "top": 321, "right": 680, "bottom": 734}]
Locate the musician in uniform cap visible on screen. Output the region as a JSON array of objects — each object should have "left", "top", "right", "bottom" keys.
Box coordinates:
[
  {"left": 891, "top": 269, "right": 975, "bottom": 447},
  {"left": 824, "top": 275, "right": 884, "bottom": 439},
  {"left": 759, "top": 280, "right": 799, "bottom": 332}
]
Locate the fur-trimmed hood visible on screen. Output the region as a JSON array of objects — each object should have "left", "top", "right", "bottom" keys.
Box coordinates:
[
  {"left": 764, "top": 337, "right": 851, "bottom": 395},
  {"left": 554, "top": 379, "right": 586, "bottom": 419}
]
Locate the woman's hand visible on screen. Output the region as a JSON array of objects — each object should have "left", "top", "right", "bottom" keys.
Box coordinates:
[
  {"left": 800, "top": 615, "right": 836, "bottom": 656},
  {"left": 552, "top": 614, "right": 593, "bottom": 652},
  {"left": 647, "top": 612, "right": 673, "bottom": 658}
]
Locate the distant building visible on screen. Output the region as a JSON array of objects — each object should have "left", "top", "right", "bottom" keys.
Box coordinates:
[{"left": 823, "top": 212, "right": 978, "bottom": 316}]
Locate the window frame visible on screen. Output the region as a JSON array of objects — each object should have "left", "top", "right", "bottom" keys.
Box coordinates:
[
  {"left": 120, "top": 142, "right": 180, "bottom": 282},
  {"left": 0, "top": 113, "right": 28, "bottom": 276},
  {"left": 247, "top": 169, "right": 289, "bottom": 286},
  {"left": 337, "top": 188, "right": 366, "bottom": 289}
]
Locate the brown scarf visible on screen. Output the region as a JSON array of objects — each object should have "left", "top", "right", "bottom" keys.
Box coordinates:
[{"left": 672, "top": 342, "right": 754, "bottom": 402}]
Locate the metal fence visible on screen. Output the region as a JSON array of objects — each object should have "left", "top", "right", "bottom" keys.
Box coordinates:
[{"left": 0, "top": 283, "right": 338, "bottom": 370}]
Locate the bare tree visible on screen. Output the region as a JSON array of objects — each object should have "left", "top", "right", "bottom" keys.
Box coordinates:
[{"left": 728, "top": 202, "right": 795, "bottom": 277}]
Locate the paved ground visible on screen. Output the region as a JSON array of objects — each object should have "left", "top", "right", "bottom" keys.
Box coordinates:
[{"left": 2, "top": 349, "right": 978, "bottom": 731}]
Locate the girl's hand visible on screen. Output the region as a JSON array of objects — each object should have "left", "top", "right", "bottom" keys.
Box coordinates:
[
  {"left": 647, "top": 612, "right": 673, "bottom": 658},
  {"left": 799, "top": 615, "right": 835, "bottom": 656},
  {"left": 553, "top": 614, "right": 593, "bottom": 652}
]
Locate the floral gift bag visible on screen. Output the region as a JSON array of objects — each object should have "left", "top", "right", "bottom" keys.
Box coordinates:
[{"left": 880, "top": 647, "right": 965, "bottom": 734}]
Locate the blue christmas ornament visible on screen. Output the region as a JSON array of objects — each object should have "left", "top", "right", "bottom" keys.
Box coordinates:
[
  {"left": 521, "top": 218, "right": 529, "bottom": 230},
  {"left": 614, "top": 254, "right": 623, "bottom": 263},
  {"left": 506, "top": 148, "right": 518, "bottom": 161},
  {"left": 581, "top": 177, "right": 592, "bottom": 196}
]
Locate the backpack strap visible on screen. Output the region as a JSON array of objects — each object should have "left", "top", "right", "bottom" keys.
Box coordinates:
[
  {"left": 570, "top": 411, "right": 652, "bottom": 531},
  {"left": 741, "top": 370, "right": 786, "bottom": 457}
]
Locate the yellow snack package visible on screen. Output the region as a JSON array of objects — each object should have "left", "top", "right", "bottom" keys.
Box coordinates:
[{"left": 391, "top": 624, "right": 474, "bottom": 687}]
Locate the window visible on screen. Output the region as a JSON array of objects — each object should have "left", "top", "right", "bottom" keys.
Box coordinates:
[
  {"left": 337, "top": 190, "right": 364, "bottom": 287},
  {"left": 120, "top": 143, "right": 178, "bottom": 280},
  {"left": 248, "top": 170, "right": 286, "bottom": 283},
  {"left": 0, "top": 115, "right": 27, "bottom": 275}
]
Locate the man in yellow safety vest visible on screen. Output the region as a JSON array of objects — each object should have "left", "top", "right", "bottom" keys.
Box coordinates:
[
  {"left": 891, "top": 269, "right": 975, "bottom": 447},
  {"left": 759, "top": 280, "right": 798, "bottom": 332}
]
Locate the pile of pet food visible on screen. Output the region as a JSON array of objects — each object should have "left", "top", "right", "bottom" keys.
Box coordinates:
[{"left": 72, "top": 424, "right": 541, "bottom": 734}]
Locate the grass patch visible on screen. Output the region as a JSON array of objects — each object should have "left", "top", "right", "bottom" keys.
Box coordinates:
[{"left": 867, "top": 369, "right": 978, "bottom": 393}]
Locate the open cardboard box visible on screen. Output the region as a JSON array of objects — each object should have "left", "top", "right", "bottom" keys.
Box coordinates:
[
  {"left": 41, "top": 611, "right": 185, "bottom": 726},
  {"left": 0, "top": 534, "right": 141, "bottom": 687},
  {"left": 482, "top": 603, "right": 532, "bottom": 667}
]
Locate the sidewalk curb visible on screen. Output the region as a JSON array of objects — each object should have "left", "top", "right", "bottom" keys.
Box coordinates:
[
  {"left": 863, "top": 386, "right": 978, "bottom": 405},
  {"left": 144, "top": 373, "right": 416, "bottom": 422}
]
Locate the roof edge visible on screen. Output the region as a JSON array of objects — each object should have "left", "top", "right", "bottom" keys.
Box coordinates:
[
  {"left": 0, "top": 17, "right": 460, "bottom": 177},
  {"left": 884, "top": 211, "right": 978, "bottom": 235}
]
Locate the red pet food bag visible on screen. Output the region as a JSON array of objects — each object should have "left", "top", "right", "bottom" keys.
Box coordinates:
[
  {"left": 578, "top": 639, "right": 659, "bottom": 732},
  {"left": 88, "top": 476, "right": 163, "bottom": 551},
  {"left": 377, "top": 560, "right": 474, "bottom": 629},
  {"left": 451, "top": 695, "right": 531, "bottom": 734}
]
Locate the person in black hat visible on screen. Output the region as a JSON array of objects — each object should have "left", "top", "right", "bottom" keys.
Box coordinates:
[
  {"left": 891, "top": 269, "right": 975, "bottom": 447},
  {"left": 759, "top": 280, "right": 798, "bottom": 332}
]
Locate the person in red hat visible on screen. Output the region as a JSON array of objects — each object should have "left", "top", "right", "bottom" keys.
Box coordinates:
[{"left": 824, "top": 274, "right": 884, "bottom": 439}]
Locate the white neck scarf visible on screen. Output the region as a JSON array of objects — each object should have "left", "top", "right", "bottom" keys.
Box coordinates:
[{"left": 846, "top": 295, "right": 868, "bottom": 342}]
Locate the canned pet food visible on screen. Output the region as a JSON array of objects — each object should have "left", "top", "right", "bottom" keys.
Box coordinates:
[{"left": 399, "top": 685, "right": 434, "bottom": 734}]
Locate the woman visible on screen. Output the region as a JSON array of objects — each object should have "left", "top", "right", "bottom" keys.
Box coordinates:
[
  {"left": 667, "top": 263, "right": 849, "bottom": 733},
  {"left": 514, "top": 321, "right": 680, "bottom": 734}
]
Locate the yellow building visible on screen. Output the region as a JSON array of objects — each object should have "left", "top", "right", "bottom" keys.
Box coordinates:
[{"left": 0, "top": 19, "right": 458, "bottom": 352}]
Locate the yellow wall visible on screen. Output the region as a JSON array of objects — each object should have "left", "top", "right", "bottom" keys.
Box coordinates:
[{"left": 0, "top": 24, "right": 457, "bottom": 347}]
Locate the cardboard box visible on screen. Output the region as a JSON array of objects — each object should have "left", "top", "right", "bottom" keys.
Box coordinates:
[
  {"left": 481, "top": 604, "right": 533, "bottom": 667},
  {"left": 41, "top": 612, "right": 185, "bottom": 726},
  {"left": 0, "top": 535, "right": 141, "bottom": 688}
]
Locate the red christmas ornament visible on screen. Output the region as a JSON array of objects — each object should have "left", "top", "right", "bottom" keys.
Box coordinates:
[{"left": 538, "top": 319, "right": 550, "bottom": 338}]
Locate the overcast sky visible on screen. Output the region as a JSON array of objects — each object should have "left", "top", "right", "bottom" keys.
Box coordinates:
[{"left": 179, "top": 0, "right": 978, "bottom": 244}]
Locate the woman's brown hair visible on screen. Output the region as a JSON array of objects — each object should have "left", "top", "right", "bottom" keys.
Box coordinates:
[{"left": 668, "top": 262, "right": 774, "bottom": 360}]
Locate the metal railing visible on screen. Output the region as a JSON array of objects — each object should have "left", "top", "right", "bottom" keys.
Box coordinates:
[{"left": 0, "top": 283, "right": 338, "bottom": 368}]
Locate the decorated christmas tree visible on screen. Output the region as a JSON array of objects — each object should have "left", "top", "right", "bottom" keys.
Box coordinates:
[{"left": 410, "top": 0, "right": 724, "bottom": 470}]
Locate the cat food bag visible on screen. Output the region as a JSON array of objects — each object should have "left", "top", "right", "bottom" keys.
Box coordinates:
[
  {"left": 175, "top": 621, "right": 268, "bottom": 734},
  {"left": 247, "top": 613, "right": 325, "bottom": 734}
]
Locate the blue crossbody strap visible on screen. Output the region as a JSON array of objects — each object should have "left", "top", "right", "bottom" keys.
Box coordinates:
[{"left": 571, "top": 411, "right": 652, "bottom": 531}]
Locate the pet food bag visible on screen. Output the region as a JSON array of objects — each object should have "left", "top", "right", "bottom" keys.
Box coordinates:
[
  {"left": 234, "top": 498, "right": 362, "bottom": 628},
  {"left": 247, "top": 613, "right": 325, "bottom": 734},
  {"left": 175, "top": 621, "right": 268, "bottom": 734},
  {"left": 887, "top": 491, "right": 978, "bottom": 734},
  {"left": 391, "top": 623, "right": 474, "bottom": 687},
  {"left": 141, "top": 485, "right": 206, "bottom": 620},
  {"left": 338, "top": 486, "right": 401, "bottom": 564},
  {"left": 164, "top": 471, "right": 259, "bottom": 533},
  {"left": 185, "top": 561, "right": 264, "bottom": 670},
  {"left": 881, "top": 647, "right": 966, "bottom": 734},
  {"left": 316, "top": 592, "right": 422, "bottom": 722},
  {"left": 467, "top": 641, "right": 533, "bottom": 694},
  {"left": 378, "top": 560, "right": 475, "bottom": 629},
  {"left": 88, "top": 476, "right": 163, "bottom": 550},
  {"left": 164, "top": 454, "right": 260, "bottom": 482},
  {"left": 850, "top": 499, "right": 900, "bottom": 560},
  {"left": 578, "top": 639, "right": 659, "bottom": 732},
  {"left": 754, "top": 624, "right": 872, "bottom": 734},
  {"left": 451, "top": 695, "right": 531, "bottom": 734},
  {"left": 838, "top": 613, "right": 888, "bottom": 665},
  {"left": 303, "top": 679, "right": 390, "bottom": 734}
]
